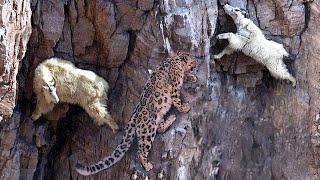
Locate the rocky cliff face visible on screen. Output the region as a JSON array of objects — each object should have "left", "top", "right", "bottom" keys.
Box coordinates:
[
  {"left": 0, "top": 0, "right": 319, "bottom": 179},
  {"left": 0, "top": 0, "right": 31, "bottom": 117}
]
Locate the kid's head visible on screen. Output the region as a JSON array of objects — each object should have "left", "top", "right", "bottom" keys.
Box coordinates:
[{"left": 223, "top": 4, "right": 246, "bottom": 20}]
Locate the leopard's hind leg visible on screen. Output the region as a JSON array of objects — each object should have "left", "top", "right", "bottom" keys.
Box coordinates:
[{"left": 137, "top": 118, "right": 157, "bottom": 171}]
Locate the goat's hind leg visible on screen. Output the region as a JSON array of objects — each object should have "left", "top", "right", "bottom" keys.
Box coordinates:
[
  {"left": 267, "top": 61, "right": 297, "bottom": 87},
  {"left": 84, "top": 101, "right": 119, "bottom": 133},
  {"left": 31, "top": 98, "right": 54, "bottom": 120}
]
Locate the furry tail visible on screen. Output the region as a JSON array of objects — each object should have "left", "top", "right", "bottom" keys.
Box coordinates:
[{"left": 75, "top": 121, "right": 136, "bottom": 176}]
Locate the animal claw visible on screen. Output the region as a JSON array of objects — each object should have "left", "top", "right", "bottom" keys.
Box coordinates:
[
  {"left": 185, "top": 74, "right": 197, "bottom": 83},
  {"left": 167, "top": 114, "right": 176, "bottom": 121},
  {"left": 189, "top": 75, "right": 197, "bottom": 83},
  {"left": 181, "top": 103, "right": 190, "bottom": 113},
  {"left": 143, "top": 162, "right": 154, "bottom": 171}
]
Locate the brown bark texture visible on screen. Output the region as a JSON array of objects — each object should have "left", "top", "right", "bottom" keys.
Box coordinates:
[{"left": 0, "top": 0, "right": 319, "bottom": 179}]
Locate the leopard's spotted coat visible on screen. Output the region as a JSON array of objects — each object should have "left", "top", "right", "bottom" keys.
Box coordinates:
[{"left": 75, "top": 52, "right": 197, "bottom": 176}]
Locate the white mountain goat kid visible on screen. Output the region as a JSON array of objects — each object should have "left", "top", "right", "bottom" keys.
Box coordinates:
[{"left": 214, "top": 4, "right": 296, "bottom": 87}]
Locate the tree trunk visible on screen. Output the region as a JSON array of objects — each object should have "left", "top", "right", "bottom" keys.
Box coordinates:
[{"left": 0, "top": 0, "right": 319, "bottom": 179}]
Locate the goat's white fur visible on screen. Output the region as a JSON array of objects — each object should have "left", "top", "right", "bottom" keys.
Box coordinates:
[
  {"left": 214, "top": 4, "right": 296, "bottom": 87},
  {"left": 32, "top": 57, "right": 119, "bottom": 132}
]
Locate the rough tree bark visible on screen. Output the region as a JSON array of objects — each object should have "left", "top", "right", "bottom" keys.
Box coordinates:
[{"left": 0, "top": 0, "right": 319, "bottom": 179}]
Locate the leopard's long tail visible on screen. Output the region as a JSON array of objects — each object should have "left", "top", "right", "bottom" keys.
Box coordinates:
[{"left": 75, "top": 119, "right": 136, "bottom": 176}]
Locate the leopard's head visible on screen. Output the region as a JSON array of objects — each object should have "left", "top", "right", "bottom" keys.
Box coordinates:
[{"left": 177, "top": 51, "right": 197, "bottom": 72}]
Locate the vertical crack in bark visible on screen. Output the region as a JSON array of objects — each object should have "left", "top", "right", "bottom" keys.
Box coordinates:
[
  {"left": 68, "top": 144, "right": 73, "bottom": 180},
  {"left": 298, "top": 2, "right": 311, "bottom": 49},
  {"left": 65, "top": 1, "right": 75, "bottom": 59},
  {"left": 251, "top": 0, "right": 261, "bottom": 28},
  {"left": 115, "top": 30, "right": 134, "bottom": 121}
]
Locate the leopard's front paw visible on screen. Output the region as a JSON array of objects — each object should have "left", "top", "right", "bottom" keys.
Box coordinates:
[
  {"left": 180, "top": 103, "right": 190, "bottom": 113},
  {"left": 188, "top": 74, "right": 197, "bottom": 83},
  {"left": 167, "top": 114, "right": 176, "bottom": 122},
  {"left": 143, "top": 162, "right": 154, "bottom": 172}
]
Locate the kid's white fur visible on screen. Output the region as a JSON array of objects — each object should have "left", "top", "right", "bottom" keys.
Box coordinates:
[{"left": 214, "top": 4, "right": 296, "bottom": 87}]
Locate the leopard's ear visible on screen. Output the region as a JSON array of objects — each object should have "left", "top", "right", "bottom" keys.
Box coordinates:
[
  {"left": 176, "top": 51, "right": 183, "bottom": 58},
  {"left": 172, "top": 51, "right": 179, "bottom": 57}
]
